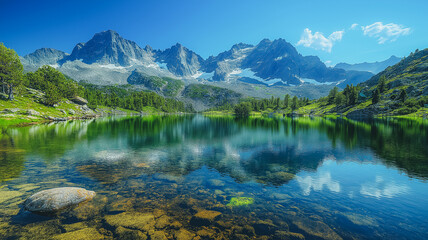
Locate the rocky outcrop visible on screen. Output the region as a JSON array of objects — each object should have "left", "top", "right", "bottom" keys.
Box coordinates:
[
  {"left": 71, "top": 96, "right": 88, "bottom": 105},
  {"left": 346, "top": 108, "right": 377, "bottom": 120},
  {"left": 24, "top": 187, "right": 96, "bottom": 213}
]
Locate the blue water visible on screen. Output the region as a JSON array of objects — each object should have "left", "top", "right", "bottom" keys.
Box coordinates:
[{"left": 0, "top": 115, "right": 427, "bottom": 239}]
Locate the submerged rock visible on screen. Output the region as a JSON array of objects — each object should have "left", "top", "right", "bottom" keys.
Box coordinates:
[
  {"left": 24, "top": 187, "right": 96, "bottom": 213},
  {"left": 174, "top": 228, "right": 195, "bottom": 240},
  {"left": 105, "top": 212, "right": 155, "bottom": 232},
  {"left": 190, "top": 210, "right": 222, "bottom": 226},
  {"left": 93, "top": 150, "right": 128, "bottom": 162},
  {"left": 292, "top": 217, "right": 342, "bottom": 240},
  {"left": 52, "top": 227, "right": 104, "bottom": 240},
  {"left": 253, "top": 220, "right": 278, "bottom": 235},
  {"left": 116, "top": 226, "right": 147, "bottom": 240}
]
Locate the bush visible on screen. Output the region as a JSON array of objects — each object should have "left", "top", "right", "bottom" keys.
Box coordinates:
[{"left": 234, "top": 102, "right": 252, "bottom": 117}]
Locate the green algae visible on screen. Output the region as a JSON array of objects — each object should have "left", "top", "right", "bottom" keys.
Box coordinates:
[{"left": 227, "top": 197, "right": 254, "bottom": 207}]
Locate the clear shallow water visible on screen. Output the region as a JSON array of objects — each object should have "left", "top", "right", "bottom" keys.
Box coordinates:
[{"left": 0, "top": 115, "right": 428, "bottom": 239}]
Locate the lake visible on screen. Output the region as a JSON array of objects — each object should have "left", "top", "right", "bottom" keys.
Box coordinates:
[{"left": 0, "top": 115, "right": 428, "bottom": 239}]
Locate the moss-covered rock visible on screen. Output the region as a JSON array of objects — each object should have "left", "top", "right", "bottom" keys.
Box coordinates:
[
  {"left": 174, "top": 228, "right": 195, "bottom": 240},
  {"left": 52, "top": 228, "right": 104, "bottom": 240},
  {"left": 105, "top": 212, "right": 155, "bottom": 232},
  {"left": 115, "top": 226, "right": 147, "bottom": 240},
  {"left": 190, "top": 210, "right": 222, "bottom": 226}
]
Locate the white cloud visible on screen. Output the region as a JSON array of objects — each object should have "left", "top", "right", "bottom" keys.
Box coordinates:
[
  {"left": 350, "top": 23, "right": 359, "bottom": 30},
  {"left": 324, "top": 60, "right": 333, "bottom": 67},
  {"left": 360, "top": 176, "right": 409, "bottom": 199},
  {"left": 362, "top": 22, "right": 410, "bottom": 44},
  {"left": 297, "top": 172, "right": 341, "bottom": 195},
  {"left": 297, "top": 28, "right": 344, "bottom": 52}
]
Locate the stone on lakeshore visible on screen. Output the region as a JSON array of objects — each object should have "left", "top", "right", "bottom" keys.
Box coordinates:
[
  {"left": 190, "top": 210, "right": 222, "bottom": 226},
  {"left": 105, "top": 212, "right": 155, "bottom": 232},
  {"left": 24, "top": 187, "right": 96, "bottom": 213},
  {"left": 52, "top": 228, "right": 104, "bottom": 240}
]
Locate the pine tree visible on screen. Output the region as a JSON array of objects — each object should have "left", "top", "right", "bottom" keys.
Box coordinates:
[
  {"left": 291, "top": 96, "right": 299, "bottom": 110},
  {"left": 372, "top": 88, "right": 380, "bottom": 104},
  {"left": 283, "top": 94, "right": 290, "bottom": 109},
  {"left": 378, "top": 75, "right": 387, "bottom": 93},
  {"left": 328, "top": 87, "right": 339, "bottom": 104},
  {"left": 399, "top": 89, "right": 407, "bottom": 102}
]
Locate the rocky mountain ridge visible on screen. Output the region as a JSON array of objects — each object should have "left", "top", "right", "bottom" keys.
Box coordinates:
[
  {"left": 335, "top": 56, "right": 401, "bottom": 74},
  {"left": 20, "top": 30, "right": 377, "bottom": 98}
]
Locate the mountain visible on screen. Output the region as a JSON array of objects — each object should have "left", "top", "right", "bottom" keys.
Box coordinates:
[
  {"left": 335, "top": 56, "right": 401, "bottom": 74},
  {"left": 65, "top": 30, "right": 153, "bottom": 66},
  {"left": 154, "top": 43, "right": 204, "bottom": 77},
  {"left": 297, "top": 49, "right": 428, "bottom": 118},
  {"left": 20, "top": 30, "right": 374, "bottom": 99},
  {"left": 361, "top": 49, "right": 428, "bottom": 94},
  {"left": 20, "top": 48, "right": 69, "bottom": 72},
  {"left": 201, "top": 39, "right": 368, "bottom": 86}
]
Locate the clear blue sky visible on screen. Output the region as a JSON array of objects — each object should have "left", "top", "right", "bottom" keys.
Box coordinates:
[{"left": 1, "top": 0, "right": 427, "bottom": 65}]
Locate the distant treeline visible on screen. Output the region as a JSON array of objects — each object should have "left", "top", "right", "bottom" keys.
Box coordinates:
[
  {"left": 82, "top": 83, "right": 193, "bottom": 112},
  {"left": 210, "top": 95, "right": 310, "bottom": 117}
]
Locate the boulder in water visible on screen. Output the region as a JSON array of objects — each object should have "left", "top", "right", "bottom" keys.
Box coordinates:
[{"left": 24, "top": 187, "right": 96, "bottom": 213}]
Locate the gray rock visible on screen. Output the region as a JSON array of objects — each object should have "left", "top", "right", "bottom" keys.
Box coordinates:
[
  {"left": 24, "top": 187, "right": 96, "bottom": 213},
  {"left": 26, "top": 109, "right": 40, "bottom": 116},
  {"left": 2, "top": 108, "right": 20, "bottom": 113},
  {"left": 68, "top": 109, "right": 75, "bottom": 115},
  {"left": 71, "top": 96, "right": 88, "bottom": 105}
]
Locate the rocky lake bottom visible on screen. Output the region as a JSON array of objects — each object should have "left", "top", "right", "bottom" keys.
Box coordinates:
[{"left": 1, "top": 115, "right": 428, "bottom": 239}]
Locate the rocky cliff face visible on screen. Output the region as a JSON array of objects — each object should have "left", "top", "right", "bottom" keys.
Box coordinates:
[
  {"left": 65, "top": 30, "right": 153, "bottom": 66},
  {"left": 154, "top": 43, "right": 204, "bottom": 77},
  {"left": 21, "top": 48, "right": 69, "bottom": 72}
]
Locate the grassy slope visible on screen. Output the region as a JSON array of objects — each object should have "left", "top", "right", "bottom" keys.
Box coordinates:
[{"left": 0, "top": 93, "right": 142, "bottom": 127}]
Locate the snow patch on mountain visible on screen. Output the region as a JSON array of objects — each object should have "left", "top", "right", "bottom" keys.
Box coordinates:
[{"left": 300, "top": 78, "right": 335, "bottom": 85}]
